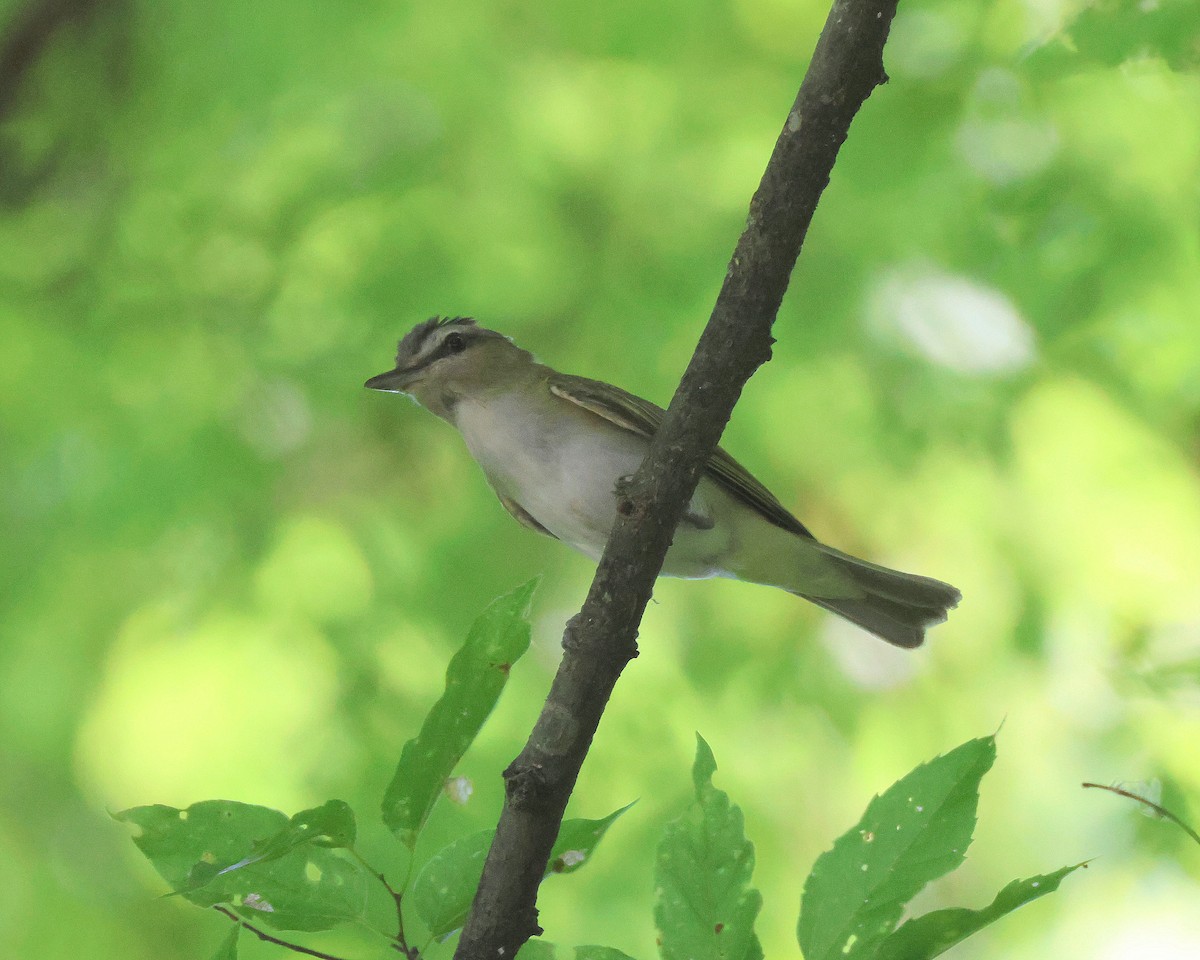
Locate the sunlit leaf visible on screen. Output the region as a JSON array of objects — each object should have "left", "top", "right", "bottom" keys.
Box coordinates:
[
  {"left": 655, "top": 735, "right": 762, "bottom": 960},
  {"left": 412, "top": 803, "right": 632, "bottom": 939},
  {"left": 383, "top": 579, "right": 538, "bottom": 847},
  {"left": 798, "top": 735, "right": 996, "bottom": 960},
  {"left": 115, "top": 800, "right": 369, "bottom": 932},
  {"left": 875, "top": 863, "right": 1087, "bottom": 960}
]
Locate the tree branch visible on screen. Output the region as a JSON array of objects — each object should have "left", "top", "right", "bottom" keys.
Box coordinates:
[
  {"left": 453, "top": 1, "right": 899, "bottom": 956},
  {"left": 0, "top": 0, "right": 109, "bottom": 121}
]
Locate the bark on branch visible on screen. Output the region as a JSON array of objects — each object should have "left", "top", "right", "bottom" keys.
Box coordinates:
[
  {"left": 453, "top": 1, "right": 899, "bottom": 956},
  {"left": 0, "top": 0, "right": 110, "bottom": 121}
]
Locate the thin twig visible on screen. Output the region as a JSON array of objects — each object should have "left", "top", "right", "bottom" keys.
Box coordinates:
[
  {"left": 1082, "top": 782, "right": 1200, "bottom": 846},
  {"left": 213, "top": 906, "right": 352, "bottom": 960},
  {"left": 349, "top": 849, "right": 418, "bottom": 958}
]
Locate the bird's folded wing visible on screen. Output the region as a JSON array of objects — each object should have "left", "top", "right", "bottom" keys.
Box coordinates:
[
  {"left": 548, "top": 373, "right": 814, "bottom": 540},
  {"left": 495, "top": 490, "right": 559, "bottom": 539}
]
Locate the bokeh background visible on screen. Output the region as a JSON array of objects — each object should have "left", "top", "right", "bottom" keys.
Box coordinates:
[{"left": 3, "top": 0, "right": 1200, "bottom": 957}]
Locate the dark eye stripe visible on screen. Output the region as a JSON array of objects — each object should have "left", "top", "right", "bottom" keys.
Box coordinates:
[
  {"left": 395, "top": 316, "right": 476, "bottom": 364},
  {"left": 403, "top": 330, "right": 472, "bottom": 372}
]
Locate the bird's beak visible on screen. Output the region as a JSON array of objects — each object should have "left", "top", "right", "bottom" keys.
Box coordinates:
[{"left": 364, "top": 366, "right": 417, "bottom": 393}]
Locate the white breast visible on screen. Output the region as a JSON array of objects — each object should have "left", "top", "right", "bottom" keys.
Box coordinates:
[
  {"left": 452, "top": 392, "right": 648, "bottom": 557},
  {"left": 452, "top": 390, "right": 738, "bottom": 577}
]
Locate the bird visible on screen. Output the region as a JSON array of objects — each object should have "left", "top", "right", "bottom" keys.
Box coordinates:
[{"left": 365, "top": 316, "right": 960, "bottom": 648}]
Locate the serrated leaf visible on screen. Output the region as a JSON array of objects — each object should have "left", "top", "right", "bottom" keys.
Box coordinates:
[
  {"left": 383, "top": 579, "right": 538, "bottom": 847},
  {"left": 798, "top": 735, "right": 996, "bottom": 960},
  {"left": 210, "top": 924, "right": 240, "bottom": 960},
  {"left": 655, "top": 734, "right": 762, "bottom": 960},
  {"left": 413, "top": 803, "right": 631, "bottom": 939},
  {"left": 115, "top": 800, "right": 369, "bottom": 932},
  {"left": 875, "top": 863, "right": 1086, "bottom": 960}
]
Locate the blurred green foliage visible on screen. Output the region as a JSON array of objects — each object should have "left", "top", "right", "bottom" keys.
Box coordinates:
[{"left": 2, "top": 0, "right": 1200, "bottom": 957}]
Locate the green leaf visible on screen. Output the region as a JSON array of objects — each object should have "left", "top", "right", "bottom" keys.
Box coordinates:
[
  {"left": 286, "top": 799, "right": 357, "bottom": 848},
  {"left": 655, "top": 734, "right": 762, "bottom": 960},
  {"left": 246, "top": 799, "right": 357, "bottom": 861},
  {"left": 875, "top": 863, "right": 1087, "bottom": 960},
  {"left": 411, "top": 829, "right": 491, "bottom": 939},
  {"left": 515, "top": 940, "right": 637, "bottom": 960},
  {"left": 203, "top": 800, "right": 358, "bottom": 884},
  {"left": 115, "top": 800, "right": 369, "bottom": 932},
  {"left": 797, "top": 735, "right": 997, "bottom": 960},
  {"left": 547, "top": 802, "right": 636, "bottom": 875},
  {"left": 516, "top": 940, "right": 559, "bottom": 960},
  {"left": 382, "top": 579, "right": 538, "bottom": 847},
  {"left": 575, "top": 947, "right": 638, "bottom": 960},
  {"left": 412, "top": 803, "right": 631, "bottom": 939},
  {"left": 210, "top": 924, "right": 240, "bottom": 960}
]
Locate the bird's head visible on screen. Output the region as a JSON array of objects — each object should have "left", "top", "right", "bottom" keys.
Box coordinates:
[{"left": 365, "top": 316, "right": 533, "bottom": 419}]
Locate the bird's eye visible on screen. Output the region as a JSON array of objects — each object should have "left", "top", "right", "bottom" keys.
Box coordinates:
[{"left": 444, "top": 332, "right": 466, "bottom": 354}]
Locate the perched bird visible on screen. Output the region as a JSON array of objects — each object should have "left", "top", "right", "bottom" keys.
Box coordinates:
[{"left": 366, "top": 317, "right": 960, "bottom": 648}]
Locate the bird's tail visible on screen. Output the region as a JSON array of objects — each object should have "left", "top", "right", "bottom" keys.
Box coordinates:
[{"left": 792, "top": 544, "right": 961, "bottom": 649}]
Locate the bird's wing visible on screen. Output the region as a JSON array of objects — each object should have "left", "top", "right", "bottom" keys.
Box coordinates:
[
  {"left": 548, "top": 373, "right": 815, "bottom": 540},
  {"left": 495, "top": 491, "right": 559, "bottom": 540}
]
